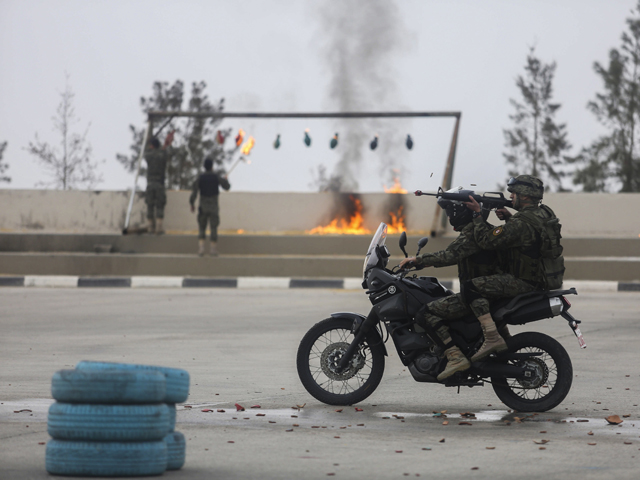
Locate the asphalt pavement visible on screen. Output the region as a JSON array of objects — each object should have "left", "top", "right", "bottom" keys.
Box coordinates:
[{"left": 1, "top": 287, "right": 639, "bottom": 480}]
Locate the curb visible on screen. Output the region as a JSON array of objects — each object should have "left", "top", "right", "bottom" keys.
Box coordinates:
[{"left": 0, "top": 276, "right": 638, "bottom": 292}]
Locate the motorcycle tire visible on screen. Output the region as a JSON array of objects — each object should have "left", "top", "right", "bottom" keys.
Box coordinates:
[
  {"left": 491, "top": 331, "right": 572, "bottom": 412},
  {"left": 297, "top": 317, "right": 385, "bottom": 406}
]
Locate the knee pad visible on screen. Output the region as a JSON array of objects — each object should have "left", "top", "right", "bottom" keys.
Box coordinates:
[{"left": 461, "top": 280, "right": 484, "bottom": 306}]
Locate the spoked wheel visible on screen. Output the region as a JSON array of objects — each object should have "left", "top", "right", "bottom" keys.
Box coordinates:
[
  {"left": 491, "top": 332, "right": 572, "bottom": 412},
  {"left": 296, "top": 317, "right": 385, "bottom": 405}
]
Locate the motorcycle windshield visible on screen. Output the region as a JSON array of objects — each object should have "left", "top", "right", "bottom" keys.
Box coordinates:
[{"left": 363, "top": 223, "right": 388, "bottom": 274}]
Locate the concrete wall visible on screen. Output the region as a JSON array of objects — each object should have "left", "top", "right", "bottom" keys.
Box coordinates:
[{"left": 1, "top": 189, "right": 640, "bottom": 237}]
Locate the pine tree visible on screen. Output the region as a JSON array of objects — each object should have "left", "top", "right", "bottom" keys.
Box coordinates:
[
  {"left": 503, "top": 47, "right": 571, "bottom": 191},
  {"left": 569, "top": 2, "right": 640, "bottom": 192},
  {"left": 25, "top": 79, "right": 102, "bottom": 190},
  {"left": 117, "top": 81, "right": 235, "bottom": 190},
  {"left": 0, "top": 141, "right": 9, "bottom": 183}
]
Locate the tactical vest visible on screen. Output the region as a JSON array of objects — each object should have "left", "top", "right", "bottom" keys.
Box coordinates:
[
  {"left": 198, "top": 172, "right": 220, "bottom": 197},
  {"left": 513, "top": 205, "right": 565, "bottom": 290},
  {"left": 458, "top": 249, "right": 500, "bottom": 283}
]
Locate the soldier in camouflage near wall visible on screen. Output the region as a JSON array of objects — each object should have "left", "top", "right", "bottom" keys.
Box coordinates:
[
  {"left": 189, "top": 157, "right": 231, "bottom": 256},
  {"left": 399, "top": 193, "right": 504, "bottom": 380},
  {"left": 462, "top": 175, "right": 559, "bottom": 362},
  {"left": 144, "top": 131, "right": 174, "bottom": 234}
]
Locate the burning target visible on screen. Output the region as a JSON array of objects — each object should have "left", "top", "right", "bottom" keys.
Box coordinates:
[
  {"left": 240, "top": 137, "right": 255, "bottom": 155},
  {"left": 235, "top": 129, "right": 245, "bottom": 147}
]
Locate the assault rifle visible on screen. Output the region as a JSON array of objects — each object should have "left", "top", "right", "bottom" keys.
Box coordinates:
[{"left": 414, "top": 187, "right": 513, "bottom": 211}]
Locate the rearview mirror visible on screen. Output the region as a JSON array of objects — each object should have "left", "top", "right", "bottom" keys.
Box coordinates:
[
  {"left": 416, "top": 237, "right": 429, "bottom": 256},
  {"left": 399, "top": 232, "right": 408, "bottom": 258}
]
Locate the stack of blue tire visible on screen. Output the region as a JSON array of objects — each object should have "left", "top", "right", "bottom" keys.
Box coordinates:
[{"left": 46, "top": 361, "right": 189, "bottom": 477}]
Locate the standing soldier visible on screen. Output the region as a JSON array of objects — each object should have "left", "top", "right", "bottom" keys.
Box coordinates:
[
  {"left": 189, "top": 157, "right": 231, "bottom": 256},
  {"left": 144, "top": 131, "right": 174, "bottom": 234}
]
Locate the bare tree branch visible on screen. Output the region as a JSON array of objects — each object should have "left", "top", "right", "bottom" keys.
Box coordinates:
[
  {"left": 24, "top": 76, "right": 103, "bottom": 190},
  {"left": 0, "top": 141, "right": 10, "bottom": 183}
]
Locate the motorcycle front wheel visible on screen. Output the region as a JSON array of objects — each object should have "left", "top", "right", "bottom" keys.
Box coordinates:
[
  {"left": 491, "top": 331, "right": 572, "bottom": 412},
  {"left": 296, "top": 317, "right": 385, "bottom": 405}
]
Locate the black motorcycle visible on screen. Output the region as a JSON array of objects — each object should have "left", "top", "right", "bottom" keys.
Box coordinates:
[{"left": 296, "top": 223, "right": 586, "bottom": 412}]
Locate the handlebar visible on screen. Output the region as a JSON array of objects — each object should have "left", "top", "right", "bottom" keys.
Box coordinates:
[{"left": 392, "top": 263, "right": 423, "bottom": 277}]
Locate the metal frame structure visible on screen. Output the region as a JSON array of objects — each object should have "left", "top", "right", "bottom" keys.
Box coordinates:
[{"left": 124, "top": 111, "right": 462, "bottom": 235}]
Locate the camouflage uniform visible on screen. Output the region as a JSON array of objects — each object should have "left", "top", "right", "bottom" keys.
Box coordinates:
[
  {"left": 189, "top": 171, "right": 231, "bottom": 241},
  {"left": 465, "top": 204, "right": 548, "bottom": 317},
  {"left": 144, "top": 148, "right": 169, "bottom": 220},
  {"left": 418, "top": 222, "right": 503, "bottom": 343}
]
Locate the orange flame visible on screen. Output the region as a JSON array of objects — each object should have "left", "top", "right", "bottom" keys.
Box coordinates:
[
  {"left": 386, "top": 205, "right": 406, "bottom": 234},
  {"left": 235, "top": 129, "right": 245, "bottom": 147},
  {"left": 384, "top": 177, "right": 408, "bottom": 194},
  {"left": 307, "top": 196, "right": 371, "bottom": 235},
  {"left": 241, "top": 136, "right": 255, "bottom": 155}
]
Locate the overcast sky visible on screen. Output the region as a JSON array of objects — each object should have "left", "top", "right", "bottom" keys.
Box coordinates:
[{"left": 0, "top": 0, "right": 635, "bottom": 193}]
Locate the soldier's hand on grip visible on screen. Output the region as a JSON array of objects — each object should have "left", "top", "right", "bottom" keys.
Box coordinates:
[
  {"left": 398, "top": 257, "right": 416, "bottom": 270},
  {"left": 495, "top": 208, "right": 512, "bottom": 221}
]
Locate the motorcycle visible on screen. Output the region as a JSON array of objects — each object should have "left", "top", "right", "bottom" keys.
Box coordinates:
[{"left": 296, "top": 223, "right": 586, "bottom": 412}]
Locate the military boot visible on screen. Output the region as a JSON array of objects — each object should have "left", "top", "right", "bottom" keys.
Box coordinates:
[
  {"left": 471, "top": 314, "right": 508, "bottom": 362},
  {"left": 210, "top": 241, "right": 219, "bottom": 257},
  {"left": 155, "top": 218, "right": 164, "bottom": 235},
  {"left": 437, "top": 346, "right": 471, "bottom": 381},
  {"left": 198, "top": 240, "right": 206, "bottom": 257}
]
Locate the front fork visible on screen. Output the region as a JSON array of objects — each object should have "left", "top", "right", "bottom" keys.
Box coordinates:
[{"left": 336, "top": 311, "right": 379, "bottom": 372}]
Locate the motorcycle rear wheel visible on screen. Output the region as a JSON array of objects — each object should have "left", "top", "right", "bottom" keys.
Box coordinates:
[
  {"left": 297, "top": 317, "right": 385, "bottom": 405},
  {"left": 491, "top": 331, "right": 572, "bottom": 412}
]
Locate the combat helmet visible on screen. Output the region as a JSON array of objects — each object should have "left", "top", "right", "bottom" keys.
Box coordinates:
[{"left": 507, "top": 175, "right": 544, "bottom": 199}]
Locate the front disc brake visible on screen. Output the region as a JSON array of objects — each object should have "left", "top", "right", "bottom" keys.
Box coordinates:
[{"left": 320, "top": 342, "right": 366, "bottom": 381}]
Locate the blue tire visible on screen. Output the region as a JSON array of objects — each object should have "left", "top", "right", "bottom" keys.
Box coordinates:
[
  {"left": 167, "top": 403, "right": 176, "bottom": 432},
  {"left": 48, "top": 403, "right": 169, "bottom": 441},
  {"left": 46, "top": 439, "right": 167, "bottom": 477},
  {"left": 165, "top": 431, "right": 186, "bottom": 470},
  {"left": 76, "top": 361, "right": 190, "bottom": 403},
  {"left": 51, "top": 369, "right": 166, "bottom": 404}
]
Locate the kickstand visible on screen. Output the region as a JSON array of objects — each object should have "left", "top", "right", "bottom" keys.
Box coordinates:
[{"left": 457, "top": 385, "right": 460, "bottom": 394}]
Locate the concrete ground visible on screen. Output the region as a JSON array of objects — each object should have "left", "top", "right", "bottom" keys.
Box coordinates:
[{"left": 0, "top": 287, "right": 638, "bottom": 480}]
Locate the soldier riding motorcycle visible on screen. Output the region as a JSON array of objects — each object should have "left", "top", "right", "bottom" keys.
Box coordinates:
[{"left": 296, "top": 219, "right": 586, "bottom": 412}]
